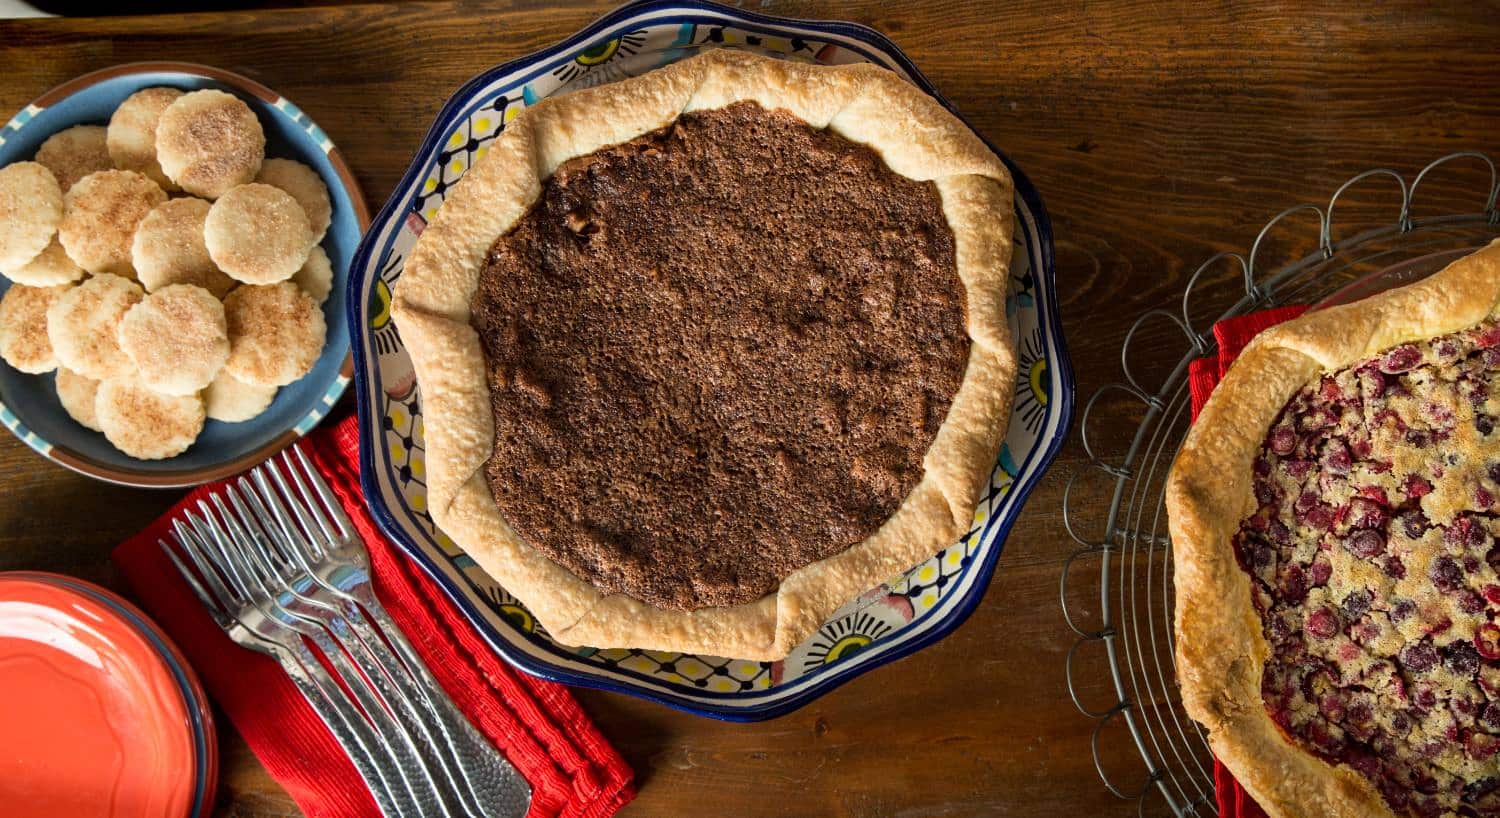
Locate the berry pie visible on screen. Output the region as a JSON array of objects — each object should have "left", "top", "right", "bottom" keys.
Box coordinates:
[{"left": 1171, "top": 241, "right": 1500, "bottom": 817}]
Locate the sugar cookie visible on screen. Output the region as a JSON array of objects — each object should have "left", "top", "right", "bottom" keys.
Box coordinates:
[
  {"left": 58, "top": 170, "right": 166, "bottom": 276},
  {"left": 223, "top": 282, "right": 324, "bottom": 387},
  {"left": 205, "top": 183, "right": 312, "bottom": 284},
  {"left": 0, "top": 283, "right": 69, "bottom": 374},
  {"left": 55, "top": 367, "right": 101, "bottom": 431},
  {"left": 156, "top": 90, "right": 264, "bottom": 198},
  {"left": 46, "top": 273, "right": 143, "bottom": 380},
  {"left": 107, "top": 87, "right": 182, "bottom": 191},
  {"left": 35, "top": 125, "right": 113, "bottom": 192},
  {"left": 132, "top": 197, "right": 236, "bottom": 297},
  {"left": 292, "top": 245, "right": 333, "bottom": 304},
  {"left": 7, "top": 237, "right": 84, "bottom": 287},
  {"left": 255, "top": 158, "right": 331, "bottom": 243},
  {"left": 0, "top": 161, "right": 64, "bottom": 271},
  {"left": 203, "top": 369, "right": 277, "bottom": 422},
  {"left": 118, "top": 284, "right": 229, "bottom": 396},
  {"left": 95, "top": 377, "right": 204, "bottom": 459}
]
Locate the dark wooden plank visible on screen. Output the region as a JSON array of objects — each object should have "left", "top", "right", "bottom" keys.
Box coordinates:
[{"left": 1, "top": 2, "right": 1498, "bottom": 816}]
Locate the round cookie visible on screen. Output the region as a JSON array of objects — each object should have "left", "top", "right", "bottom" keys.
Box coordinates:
[
  {"left": 132, "top": 197, "right": 236, "bottom": 297},
  {"left": 55, "top": 367, "right": 101, "bottom": 431},
  {"left": 203, "top": 369, "right": 277, "bottom": 422},
  {"left": 205, "top": 183, "right": 312, "bottom": 284},
  {"left": 156, "top": 90, "right": 264, "bottom": 199},
  {"left": 34, "top": 125, "right": 113, "bottom": 192},
  {"left": 107, "top": 87, "right": 183, "bottom": 191},
  {"left": 118, "top": 284, "right": 229, "bottom": 396},
  {"left": 291, "top": 245, "right": 333, "bottom": 304},
  {"left": 223, "top": 282, "right": 324, "bottom": 387},
  {"left": 6, "top": 237, "right": 84, "bottom": 287},
  {"left": 95, "top": 377, "right": 204, "bottom": 460},
  {"left": 46, "top": 273, "right": 143, "bottom": 380},
  {"left": 255, "top": 158, "right": 331, "bottom": 243},
  {"left": 0, "top": 283, "right": 69, "bottom": 373},
  {"left": 58, "top": 170, "right": 166, "bottom": 276},
  {"left": 0, "top": 161, "right": 64, "bottom": 272}
]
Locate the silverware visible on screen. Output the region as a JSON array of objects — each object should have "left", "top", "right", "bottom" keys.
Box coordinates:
[
  {"left": 165, "top": 517, "right": 422, "bottom": 817},
  {"left": 163, "top": 445, "right": 532, "bottom": 818},
  {"left": 249, "top": 447, "right": 532, "bottom": 818}
]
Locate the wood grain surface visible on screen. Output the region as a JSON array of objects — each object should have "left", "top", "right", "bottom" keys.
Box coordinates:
[{"left": 2, "top": 2, "right": 1499, "bottom": 816}]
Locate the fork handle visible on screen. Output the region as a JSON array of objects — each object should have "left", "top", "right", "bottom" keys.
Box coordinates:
[
  {"left": 350, "top": 590, "right": 533, "bottom": 818},
  {"left": 275, "top": 638, "right": 411, "bottom": 817}
]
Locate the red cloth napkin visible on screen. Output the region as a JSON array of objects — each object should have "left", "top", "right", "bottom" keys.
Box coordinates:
[
  {"left": 1188, "top": 306, "right": 1307, "bottom": 818},
  {"left": 111, "top": 413, "right": 635, "bottom": 818}
]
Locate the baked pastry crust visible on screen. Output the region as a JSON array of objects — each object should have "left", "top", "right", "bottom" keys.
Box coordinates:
[
  {"left": 394, "top": 49, "right": 1016, "bottom": 660},
  {"left": 1168, "top": 239, "right": 1500, "bottom": 818}
]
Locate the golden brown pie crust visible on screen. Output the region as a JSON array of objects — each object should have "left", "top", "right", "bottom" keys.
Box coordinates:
[
  {"left": 393, "top": 49, "right": 1016, "bottom": 660},
  {"left": 1168, "top": 240, "right": 1500, "bottom": 817}
]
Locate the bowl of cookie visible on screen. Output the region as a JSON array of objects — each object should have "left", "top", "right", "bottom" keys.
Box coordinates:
[{"left": 0, "top": 63, "right": 368, "bottom": 487}]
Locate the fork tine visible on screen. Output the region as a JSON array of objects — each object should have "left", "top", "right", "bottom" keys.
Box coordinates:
[
  {"left": 289, "top": 444, "right": 355, "bottom": 540},
  {"left": 161, "top": 535, "right": 234, "bottom": 626},
  {"left": 196, "top": 501, "right": 268, "bottom": 601},
  {"left": 235, "top": 514, "right": 290, "bottom": 594},
  {"left": 222, "top": 485, "right": 286, "bottom": 572},
  {"left": 272, "top": 451, "right": 339, "bottom": 551},
  {"left": 189, "top": 502, "right": 237, "bottom": 568},
  {"left": 236, "top": 477, "right": 308, "bottom": 581},
  {"left": 255, "top": 467, "right": 328, "bottom": 580},
  {"left": 250, "top": 466, "right": 321, "bottom": 559},
  {"left": 180, "top": 512, "right": 249, "bottom": 605},
  {"left": 188, "top": 504, "right": 250, "bottom": 596}
]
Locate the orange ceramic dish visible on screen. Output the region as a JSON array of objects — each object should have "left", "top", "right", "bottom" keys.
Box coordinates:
[{"left": 0, "top": 572, "right": 215, "bottom": 818}]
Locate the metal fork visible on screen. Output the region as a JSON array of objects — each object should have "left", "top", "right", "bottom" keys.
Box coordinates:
[
  {"left": 165, "top": 445, "right": 532, "bottom": 818},
  {"left": 199, "top": 489, "right": 457, "bottom": 818},
  {"left": 163, "top": 515, "right": 420, "bottom": 817},
  {"left": 246, "top": 447, "right": 531, "bottom": 818}
]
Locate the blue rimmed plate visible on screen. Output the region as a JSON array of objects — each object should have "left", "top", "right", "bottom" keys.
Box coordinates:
[
  {"left": 0, "top": 63, "right": 369, "bottom": 488},
  {"left": 349, "top": 0, "right": 1070, "bottom": 720}
]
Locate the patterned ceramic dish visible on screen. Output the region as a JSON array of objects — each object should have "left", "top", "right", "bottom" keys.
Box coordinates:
[
  {"left": 349, "top": 0, "right": 1069, "bottom": 720},
  {"left": 0, "top": 63, "right": 369, "bottom": 488}
]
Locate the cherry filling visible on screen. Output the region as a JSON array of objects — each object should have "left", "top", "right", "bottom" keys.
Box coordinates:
[{"left": 1234, "top": 319, "right": 1500, "bottom": 817}]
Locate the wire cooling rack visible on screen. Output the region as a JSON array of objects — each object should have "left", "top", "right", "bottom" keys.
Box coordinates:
[{"left": 1058, "top": 151, "right": 1500, "bottom": 817}]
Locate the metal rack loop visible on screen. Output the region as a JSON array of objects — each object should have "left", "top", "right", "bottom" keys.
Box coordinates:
[
  {"left": 1079, "top": 382, "right": 1155, "bottom": 477},
  {"left": 1060, "top": 152, "right": 1500, "bottom": 817},
  {"left": 1060, "top": 547, "right": 1105, "bottom": 637},
  {"left": 1408, "top": 150, "right": 1499, "bottom": 225},
  {"left": 1246, "top": 203, "right": 1329, "bottom": 301},
  {"left": 1122, "top": 310, "right": 1202, "bottom": 398},
  {"left": 1325, "top": 168, "right": 1409, "bottom": 243},
  {"left": 1061, "top": 470, "right": 1110, "bottom": 549},
  {"left": 1067, "top": 633, "right": 1123, "bottom": 718},
  {"left": 1090, "top": 707, "right": 1162, "bottom": 801},
  {"left": 1180, "top": 251, "right": 1247, "bottom": 343}
]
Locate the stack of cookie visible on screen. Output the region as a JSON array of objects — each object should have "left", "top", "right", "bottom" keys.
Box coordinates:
[{"left": 0, "top": 87, "right": 331, "bottom": 460}]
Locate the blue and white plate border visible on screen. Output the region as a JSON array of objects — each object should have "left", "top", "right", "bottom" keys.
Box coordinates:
[{"left": 348, "top": 0, "right": 1071, "bottom": 720}]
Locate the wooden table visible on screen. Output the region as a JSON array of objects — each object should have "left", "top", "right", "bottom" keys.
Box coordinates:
[{"left": 3, "top": 2, "right": 1498, "bottom": 815}]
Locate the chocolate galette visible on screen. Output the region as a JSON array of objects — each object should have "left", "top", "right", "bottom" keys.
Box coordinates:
[{"left": 394, "top": 49, "right": 1016, "bottom": 660}]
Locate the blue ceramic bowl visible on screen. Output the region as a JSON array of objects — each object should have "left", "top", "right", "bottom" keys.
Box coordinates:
[
  {"left": 0, "top": 63, "right": 369, "bottom": 487},
  {"left": 349, "top": 0, "right": 1071, "bottom": 719}
]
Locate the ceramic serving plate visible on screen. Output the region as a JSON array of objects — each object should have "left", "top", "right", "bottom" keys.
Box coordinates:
[
  {"left": 0, "top": 572, "right": 216, "bottom": 818},
  {"left": 349, "top": 0, "right": 1070, "bottom": 720},
  {"left": 0, "top": 63, "right": 369, "bottom": 488}
]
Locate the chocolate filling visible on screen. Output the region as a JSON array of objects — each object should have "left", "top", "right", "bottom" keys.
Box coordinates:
[{"left": 471, "top": 101, "right": 969, "bottom": 611}]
